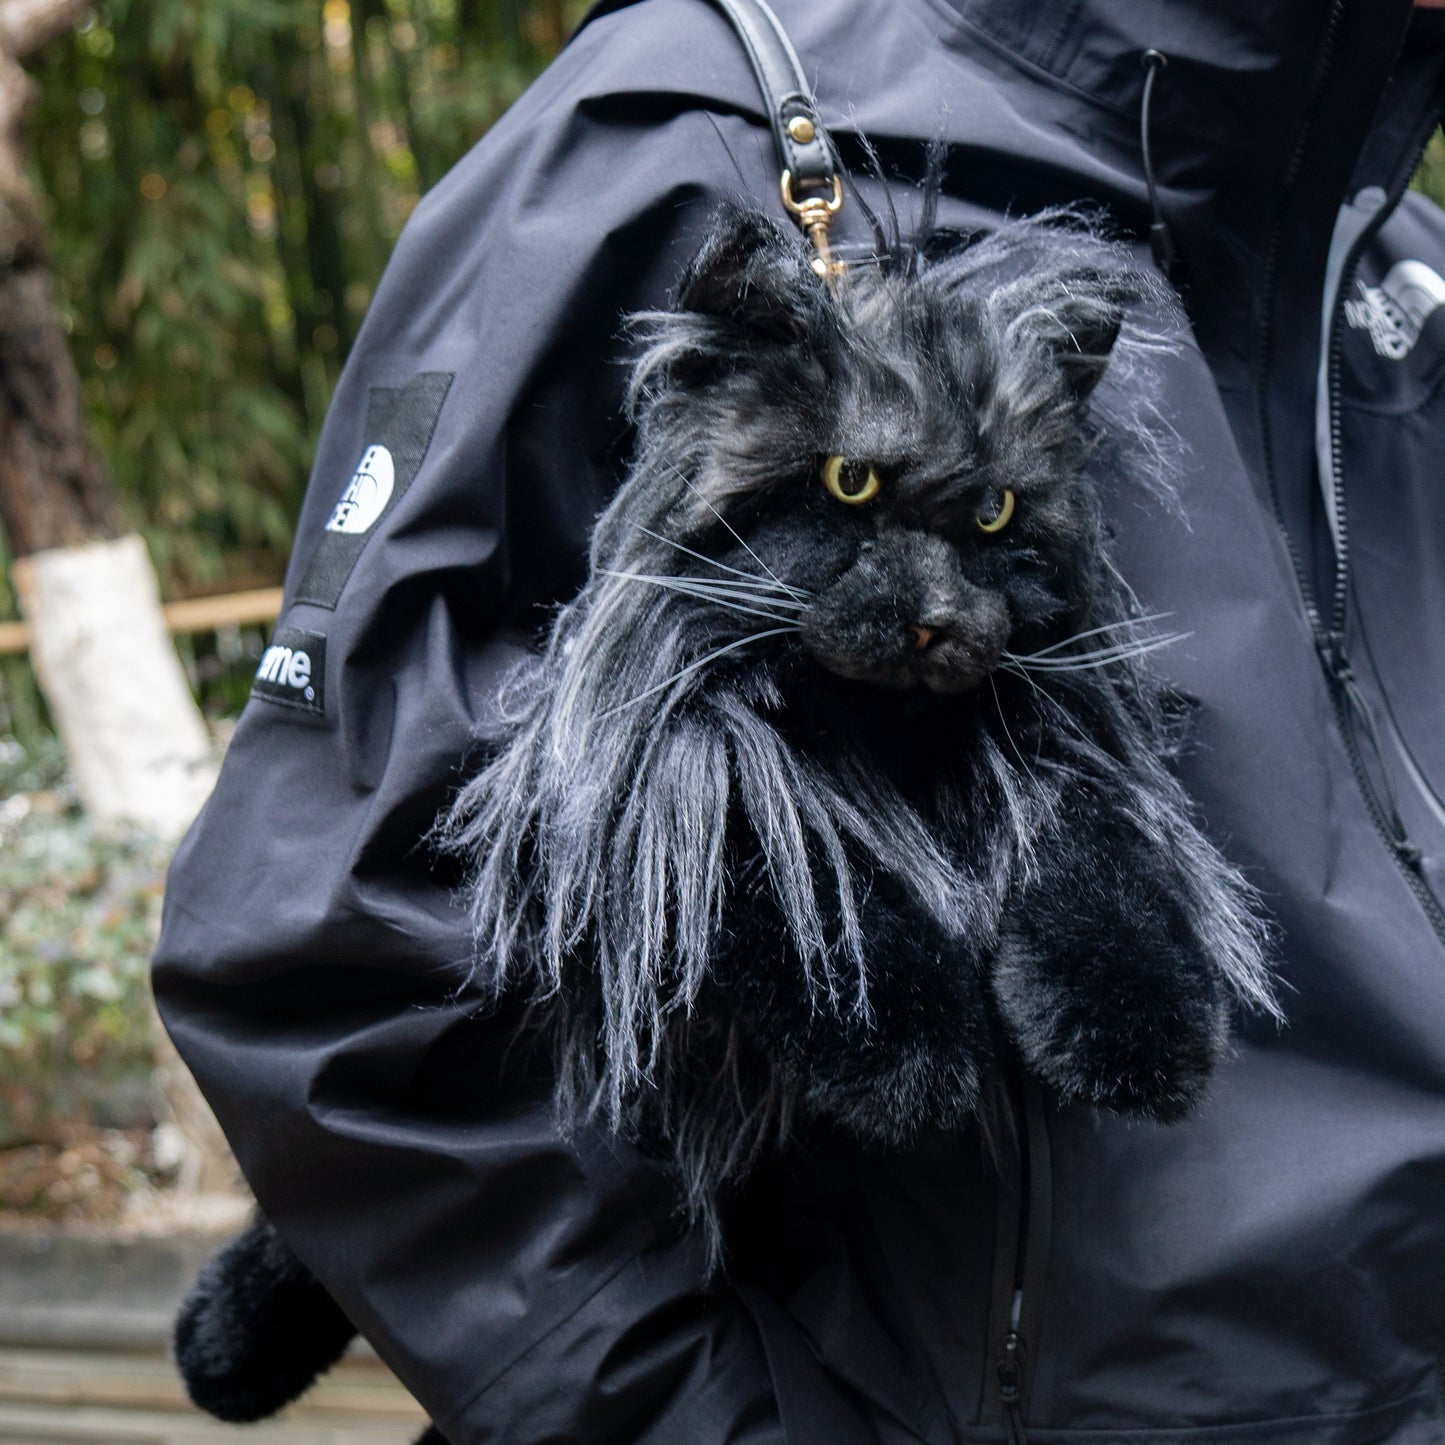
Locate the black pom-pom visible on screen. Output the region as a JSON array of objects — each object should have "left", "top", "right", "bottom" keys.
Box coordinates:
[{"left": 174, "top": 1214, "right": 357, "bottom": 1422}]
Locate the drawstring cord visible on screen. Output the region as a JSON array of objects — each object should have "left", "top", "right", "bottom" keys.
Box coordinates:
[{"left": 1140, "top": 49, "right": 1177, "bottom": 280}]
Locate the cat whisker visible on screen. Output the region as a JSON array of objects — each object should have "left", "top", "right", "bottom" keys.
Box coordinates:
[
  {"left": 616, "top": 573, "right": 808, "bottom": 610},
  {"left": 989, "top": 672, "right": 1040, "bottom": 786},
  {"left": 601, "top": 570, "right": 805, "bottom": 626},
  {"left": 635, "top": 526, "right": 812, "bottom": 600},
  {"left": 664, "top": 467, "right": 797, "bottom": 596},
  {"left": 1003, "top": 632, "right": 1192, "bottom": 671},
  {"left": 596, "top": 627, "right": 801, "bottom": 721},
  {"left": 685, "top": 580, "right": 810, "bottom": 602},
  {"left": 1038, "top": 631, "right": 1190, "bottom": 665},
  {"left": 1007, "top": 633, "right": 1185, "bottom": 666},
  {"left": 1022, "top": 613, "right": 1175, "bottom": 659},
  {"left": 995, "top": 661, "right": 1097, "bottom": 748}
]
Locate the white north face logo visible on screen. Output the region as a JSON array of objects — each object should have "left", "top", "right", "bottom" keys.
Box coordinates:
[
  {"left": 325, "top": 444, "right": 395, "bottom": 533},
  {"left": 255, "top": 644, "right": 314, "bottom": 700},
  {"left": 1344, "top": 259, "right": 1445, "bottom": 359}
]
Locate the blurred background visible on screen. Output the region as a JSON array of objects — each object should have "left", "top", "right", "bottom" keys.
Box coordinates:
[
  {"left": 1, "top": 3, "right": 1444, "bottom": 1436},
  {"left": 0, "top": 1, "right": 577, "bottom": 1437},
  {"left": 1, "top": 0, "right": 584, "bottom": 1173}
]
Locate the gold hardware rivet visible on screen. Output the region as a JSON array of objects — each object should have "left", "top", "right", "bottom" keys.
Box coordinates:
[{"left": 787, "top": 116, "right": 816, "bottom": 145}]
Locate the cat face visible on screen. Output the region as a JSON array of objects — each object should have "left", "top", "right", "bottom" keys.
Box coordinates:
[{"left": 620, "top": 207, "right": 1137, "bottom": 696}]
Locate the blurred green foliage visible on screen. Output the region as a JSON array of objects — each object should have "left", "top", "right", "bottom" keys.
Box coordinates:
[
  {"left": 0, "top": 8, "right": 577, "bottom": 1161},
  {"left": 24, "top": 0, "right": 576, "bottom": 600},
  {"left": 1413, "top": 131, "right": 1445, "bottom": 212},
  {"left": 0, "top": 733, "right": 68, "bottom": 796},
  {"left": 0, "top": 792, "right": 170, "bottom": 1146}
]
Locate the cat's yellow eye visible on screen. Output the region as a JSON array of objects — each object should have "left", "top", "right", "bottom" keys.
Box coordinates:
[
  {"left": 822, "top": 455, "right": 881, "bottom": 505},
  {"left": 975, "top": 488, "right": 1016, "bottom": 533}
]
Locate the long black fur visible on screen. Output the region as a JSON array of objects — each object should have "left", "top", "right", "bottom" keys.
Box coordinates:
[
  {"left": 437, "top": 203, "right": 1278, "bottom": 1248},
  {"left": 176, "top": 200, "right": 1279, "bottom": 1423}
]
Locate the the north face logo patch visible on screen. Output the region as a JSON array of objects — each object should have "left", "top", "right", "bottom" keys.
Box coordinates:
[
  {"left": 250, "top": 627, "right": 326, "bottom": 717},
  {"left": 294, "top": 372, "right": 454, "bottom": 611},
  {"left": 325, "top": 444, "right": 394, "bottom": 534},
  {"left": 1345, "top": 259, "right": 1445, "bottom": 359}
]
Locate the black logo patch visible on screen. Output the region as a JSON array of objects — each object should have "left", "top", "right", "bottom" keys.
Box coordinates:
[
  {"left": 293, "top": 371, "right": 454, "bottom": 610},
  {"left": 251, "top": 627, "right": 327, "bottom": 716}
]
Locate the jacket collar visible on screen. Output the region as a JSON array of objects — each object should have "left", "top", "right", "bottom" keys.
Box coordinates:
[{"left": 925, "top": 0, "right": 1439, "bottom": 360}]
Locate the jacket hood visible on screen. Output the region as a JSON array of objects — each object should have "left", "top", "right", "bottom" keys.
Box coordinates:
[{"left": 927, "top": 0, "right": 1436, "bottom": 350}]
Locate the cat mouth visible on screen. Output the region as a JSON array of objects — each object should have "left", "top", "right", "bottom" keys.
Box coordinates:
[
  {"left": 799, "top": 617, "right": 1007, "bottom": 694},
  {"left": 797, "top": 569, "right": 1011, "bottom": 693},
  {"left": 790, "top": 533, "right": 1012, "bottom": 694}
]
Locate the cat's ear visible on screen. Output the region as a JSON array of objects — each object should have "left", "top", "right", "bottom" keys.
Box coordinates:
[
  {"left": 676, "top": 206, "right": 821, "bottom": 338},
  {"left": 1050, "top": 296, "right": 1124, "bottom": 401}
]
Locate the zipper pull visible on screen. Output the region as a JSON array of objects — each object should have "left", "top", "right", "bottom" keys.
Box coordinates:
[
  {"left": 996, "top": 1330, "right": 1029, "bottom": 1445},
  {"left": 1316, "top": 631, "right": 1424, "bottom": 869},
  {"left": 1316, "top": 629, "right": 1352, "bottom": 683}
]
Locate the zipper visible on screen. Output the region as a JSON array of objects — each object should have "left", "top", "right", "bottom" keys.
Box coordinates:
[
  {"left": 1319, "top": 635, "right": 1431, "bottom": 871},
  {"left": 1253, "top": 0, "right": 1445, "bottom": 944},
  {"left": 1324, "top": 112, "right": 1442, "bottom": 637},
  {"left": 1318, "top": 101, "right": 1445, "bottom": 929},
  {"left": 1254, "top": 0, "right": 1340, "bottom": 638},
  {"left": 1253, "top": 0, "right": 1345, "bottom": 639},
  {"left": 997, "top": 1306, "right": 1029, "bottom": 1445},
  {"left": 982, "top": 1075, "right": 1052, "bottom": 1442}
]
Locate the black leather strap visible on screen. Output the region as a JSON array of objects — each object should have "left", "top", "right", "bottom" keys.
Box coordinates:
[
  {"left": 704, "top": 0, "right": 836, "bottom": 195},
  {"left": 576, "top": 0, "right": 838, "bottom": 196}
]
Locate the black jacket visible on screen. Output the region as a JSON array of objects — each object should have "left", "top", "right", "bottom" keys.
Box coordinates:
[{"left": 152, "top": 0, "right": 1445, "bottom": 1440}]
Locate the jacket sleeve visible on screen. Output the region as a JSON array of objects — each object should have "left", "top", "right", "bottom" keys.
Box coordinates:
[{"left": 150, "top": 8, "right": 789, "bottom": 1441}]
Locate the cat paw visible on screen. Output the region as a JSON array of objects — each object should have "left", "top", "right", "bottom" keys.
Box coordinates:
[{"left": 992, "top": 930, "right": 1230, "bottom": 1122}]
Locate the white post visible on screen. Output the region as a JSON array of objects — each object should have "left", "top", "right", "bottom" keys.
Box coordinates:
[{"left": 12, "top": 534, "right": 218, "bottom": 836}]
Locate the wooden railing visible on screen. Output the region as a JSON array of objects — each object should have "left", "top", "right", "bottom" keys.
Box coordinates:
[{"left": 0, "top": 587, "right": 284, "bottom": 657}]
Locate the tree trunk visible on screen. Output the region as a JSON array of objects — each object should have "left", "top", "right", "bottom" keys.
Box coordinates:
[
  {"left": 0, "top": 209, "right": 125, "bottom": 553},
  {"left": 11, "top": 537, "right": 218, "bottom": 832},
  {"left": 0, "top": 0, "right": 217, "bottom": 837}
]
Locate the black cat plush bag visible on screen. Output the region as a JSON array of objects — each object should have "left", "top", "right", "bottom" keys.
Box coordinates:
[
  {"left": 436, "top": 196, "right": 1277, "bottom": 1226},
  {"left": 173, "top": 12, "right": 1276, "bottom": 1429}
]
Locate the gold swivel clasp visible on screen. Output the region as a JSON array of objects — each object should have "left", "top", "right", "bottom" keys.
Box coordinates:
[{"left": 781, "top": 170, "right": 844, "bottom": 282}]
